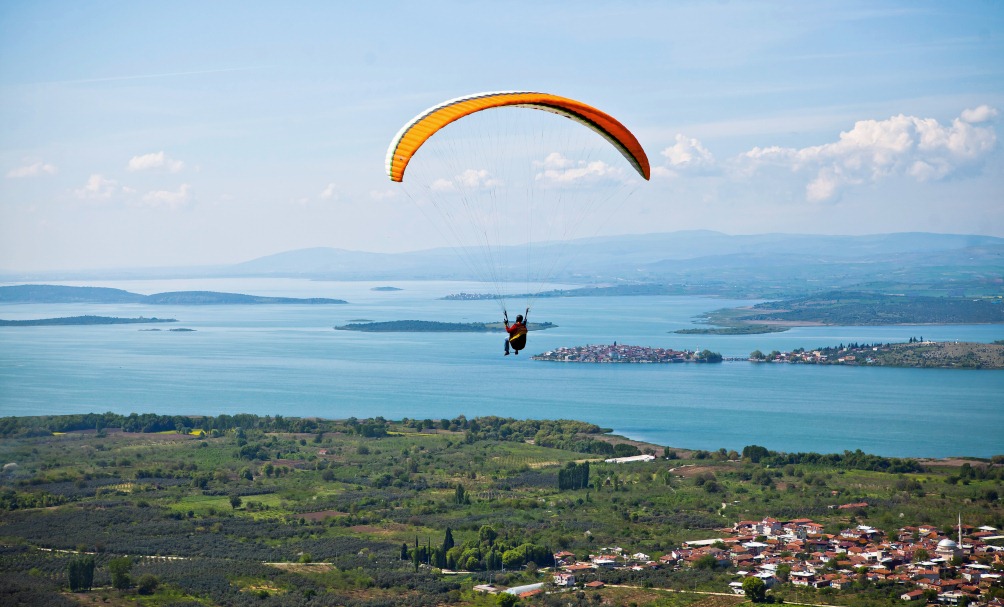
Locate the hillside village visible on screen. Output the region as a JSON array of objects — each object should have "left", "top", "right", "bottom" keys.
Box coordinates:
[{"left": 523, "top": 516, "right": 1004, "bottom": 604}]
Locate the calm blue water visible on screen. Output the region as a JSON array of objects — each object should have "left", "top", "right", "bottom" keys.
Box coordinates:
[{"left": 1, "top": 279, "right": 1002, "bottom": 458}]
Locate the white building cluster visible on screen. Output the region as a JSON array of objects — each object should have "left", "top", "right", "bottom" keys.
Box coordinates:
[{"left": 548, "top": 516, "right": 1004, "bottom": 604}]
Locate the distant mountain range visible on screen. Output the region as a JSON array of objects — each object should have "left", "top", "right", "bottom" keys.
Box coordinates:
[
  {"left": 2, "top": 231, "right": 1001, "bottom": 299},
  {"left": 223, "top": 231, "right": 1004, "bottom": 284}
]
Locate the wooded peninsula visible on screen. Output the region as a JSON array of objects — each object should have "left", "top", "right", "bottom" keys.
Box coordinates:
[
  {"left": 702, "top": 292, "right": 1004, "bottom": 327},
  {"left": 749, "top": 339, "right": 1004, "bottom": 369}
]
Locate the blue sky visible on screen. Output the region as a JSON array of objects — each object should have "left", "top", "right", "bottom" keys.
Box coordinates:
[{"left": 1, "top": 1, "right": 1002, "bottom": 271}]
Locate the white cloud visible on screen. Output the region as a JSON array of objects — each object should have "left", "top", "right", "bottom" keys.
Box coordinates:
[
  {"left": 7, "top": 161, "right": 57, "bottom": 178},
  {"left": 428, "top": 169, "right": 502, "bottom": 192},
  {"left": 369, "top": 189, "right": 398, "bottom": 201},
  {"left": 320, "top": 182, "right": 337, "bottom": 200},
  {"left": 534, "top": 153, "right": 624, "bottom": 185},
  {"left": 805, "top": 168, "right": 842, "bottom": 203},
  {"left": 74, "top": 174, "right": 119, "bottom": 199},
  {"left": 139, "top": 184, "right": 191, "bottom": 209},
  {"left": 537, "top": 152, "right": 575, "bottom": 170},
  {"left": 430, "top": 178, "right": 455, "bottom": 192},
  {"left": 659, "top": 134, "right": 716, "bottom": 175},
  {"left": 456, "top": 168, "right": 501, "bottom": 189},
  {"left": 127, "top": 151, "right": 184, "bottom": 173},
  {"left": 960, "top": 105, "right": 998, "bottom": 124},
  {"left": 539, "top": 160, "right": 621, "bottom": 184},
  {"left": 735, "top": 106, "right": 998, "bottom": 202}
]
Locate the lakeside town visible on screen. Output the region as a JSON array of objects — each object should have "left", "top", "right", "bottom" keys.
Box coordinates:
[
  {"left": 530, "top": 340, "right": 1004, "bottom": 369},
  {"left": 480, "top": 514, "right": 1004, "bottom": 604},
  {"left": 531, "top": 343, "right": 725, "bottom": 363}
]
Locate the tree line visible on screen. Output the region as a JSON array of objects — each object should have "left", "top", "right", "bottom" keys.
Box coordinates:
[
  {"left": 402, "top": 525, "right": 554, "bottom": 572},
  {"left": 741, "top": 445, "right": 923, "bottom": 473}
]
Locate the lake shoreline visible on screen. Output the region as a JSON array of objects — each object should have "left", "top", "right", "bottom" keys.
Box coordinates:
[{"left": 6, "top": 414, "right": 997, "bottom": 464}]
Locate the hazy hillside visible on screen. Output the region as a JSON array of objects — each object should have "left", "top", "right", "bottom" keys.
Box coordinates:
[
  {"left": 2, "top": 232, "right": 1001, "bottom": 298},
  {"left": 230, "top": 231, "right": 1001, "bottom": 273},
  {"left": 225, "top": 246, "right": 461, "bottom": 279},
  {"left": 225, "top": 231, "right": 1004, "bottom": 297}
]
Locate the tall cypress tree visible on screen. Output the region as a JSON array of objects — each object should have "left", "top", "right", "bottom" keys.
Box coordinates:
[
  {"left": 67, "top": 558, "right": 86, "bottom": 591},
  {"left": 558, "top": 461, "right": 590, "bottom": 490},
  {"left": 80, "top": 556, "right": 94, "bottom": 591}
]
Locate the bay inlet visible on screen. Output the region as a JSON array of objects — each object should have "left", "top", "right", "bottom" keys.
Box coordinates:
[{"left": 1, "top": 278, "right": 1001, "bottom": 458}]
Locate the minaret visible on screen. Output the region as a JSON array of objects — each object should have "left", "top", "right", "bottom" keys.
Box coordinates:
[{"left": 958, "top": 513, "right": 963, "bottom": 548}]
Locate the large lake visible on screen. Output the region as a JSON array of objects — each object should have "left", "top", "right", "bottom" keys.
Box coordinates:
[{"left": 1, "top": 278, "right": 1001, "bottom": 458}]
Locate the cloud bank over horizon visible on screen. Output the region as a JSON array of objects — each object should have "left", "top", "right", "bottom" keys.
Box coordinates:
[{"left": 656, "top": 106, "right": 999, "bottom": 203}]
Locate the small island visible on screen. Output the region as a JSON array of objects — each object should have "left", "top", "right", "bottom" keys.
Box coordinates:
[
  {"left": 532, "top": 343, "right": 723, "bottom": 363},
  {"left": 334, "top": 320, "right": 555, "bottom": 332},
  {"left": 370, "top": 286, "right": 402, "bottom": 292},
  {"left": 0, "top": 315, "right": 177, "bottom": 327}
]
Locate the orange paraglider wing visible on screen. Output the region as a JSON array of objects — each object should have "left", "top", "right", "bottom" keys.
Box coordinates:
[{"left": 386, "top": 91, "right": 650, "bottom": 182}]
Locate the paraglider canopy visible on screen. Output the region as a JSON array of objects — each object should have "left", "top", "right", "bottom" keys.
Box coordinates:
[{"left": 386, "top": 91, "right": 650, "bottom": 183}]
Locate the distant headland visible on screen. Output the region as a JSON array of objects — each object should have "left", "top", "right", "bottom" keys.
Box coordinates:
[
  {"left": 0, "top": 315, "right": 177, "bottom": 327},
  {"left": 701, "top": 291, "right": 1004, "bottom": 327},
  {"left": 0, "top": 284, "right": 347, "bottom": 305},
  {"left": 444, "top": 290, "right": 1004, "bottom": 328},
  {"left": 334, "top": 320, "right": 555, "bottom": 332}
]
